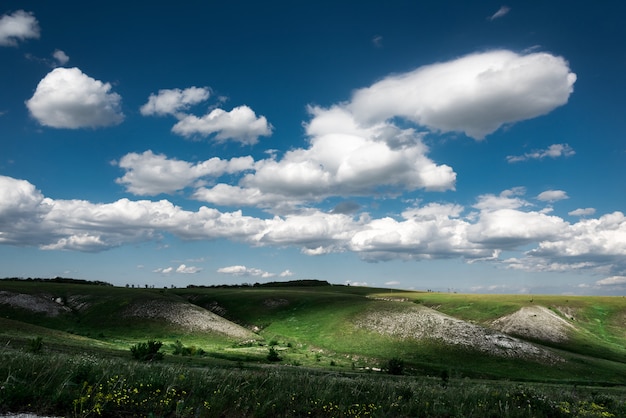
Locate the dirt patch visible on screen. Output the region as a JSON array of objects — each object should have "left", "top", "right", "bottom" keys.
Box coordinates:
[
  {"left": 0, "top": 291, "right": 70, "bottom": 317},
  {"left": 355, "top": 304, "right": 561, "bottom": 363},
  {"left": 263, "top": 298, "right": 289, "bottom": 308},
  {"left": 491, "top": 306, "right": 576, "bottom": 344},
  {"left": 123, "top": 300, "right": 255, "bottom": 339}
]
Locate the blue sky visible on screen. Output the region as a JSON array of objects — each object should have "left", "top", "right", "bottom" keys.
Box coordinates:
[{"left": 1, "top": 1, "right": 625, "bottom": 294}]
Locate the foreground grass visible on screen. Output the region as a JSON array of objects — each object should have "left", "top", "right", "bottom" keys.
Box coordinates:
[{"left": 1, "top": 347, "right": 625, "bottom": 418}]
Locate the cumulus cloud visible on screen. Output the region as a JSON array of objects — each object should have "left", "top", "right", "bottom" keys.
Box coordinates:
[
  {"left": 3, "top": 175, "right": 625, "bottom": 278},
  {"left": 115, "top": 150, "right": 254, "bottom": 195},
  {"left": 595, "top": 276, "right": 626, "bottom": 286},
  {"left": 348, "top": 50, "right": 576, "bottom": 139},
  {"left": 569, "top": 208, "right": 596, "bottom": 217},
  {"left": 536, "top": 190, "right": 569, "bottom": 202},
  {"left": 489, "top": 6, "right": 511, "bottom": 21},
  {"left": 0, "top": 10, "right": 40, "bottom": 46},
  {"left": 217, "top": 265, "right": 284, "bottom": 279},
  {"left": 140, "top": 87, "right": 210, "bottom": 117},
  {"left": 507, "top": 143, "right": 575, "bottom": 163},
  {"left": 25, "top": 67, "right": 124, "bottom": 128},
  {"left": 52, "top": 49, "right": 69, "bottom": 66},
  {"left": 172, "top": 105, "right": 273, "bottom": 144},
  {"left": 194, "top": 107, "right": 455, "bottom": 210}
]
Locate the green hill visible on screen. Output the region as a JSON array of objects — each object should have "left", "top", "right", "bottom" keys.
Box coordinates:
[{"left": 1, "top": 279, "right": 625, "bottom": 384}]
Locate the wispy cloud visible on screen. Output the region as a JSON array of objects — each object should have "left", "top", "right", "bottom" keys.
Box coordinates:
[
  {"left": 507, "top": 143, "right": 575, "bottom": 163},
  {"left": 217, "top": 265, "right": 292, "bottom": 279},
  {"left": 569, "top": 208, "right": 596, "bottom": 217},
  {"left": 595, "top": 276, "right": 626, "bottom": 286},
  {"left": 536, "top": 190, "right": 569, "bottom": 202},
  {"left": 153, "top": 264, "right": 202, "bottom": 274},
  {"left": 488, "top": 6, "right": 510, "bottom": 21}
]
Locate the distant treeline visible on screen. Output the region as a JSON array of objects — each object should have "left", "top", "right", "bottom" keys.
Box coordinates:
[
  {"left": 0, "top": 277, "right": 114, "bottom": 287},
  {"left": 187, "top": 279, "right": 332, "bottom": 289}
]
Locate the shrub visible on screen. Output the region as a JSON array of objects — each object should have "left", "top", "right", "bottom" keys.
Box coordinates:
[
  {"left": 28, "top": 336, "right": 44, "bottom": 354},
  {"left": 130, "top": 340, "right": 164, "bottom": 362},
  {"left": 386, "top": 357, "right": 404, "bottom": 375},
  {"left": 267, "top": 347, "right": 282, "bottom": 362}
]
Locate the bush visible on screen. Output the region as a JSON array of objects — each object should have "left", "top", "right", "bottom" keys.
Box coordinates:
[
  {"left": 267, "top": 347, "right": 282, "bottom": 362},
  {"left": 28, "top": 336, "right": 44, "bottom": 354},
  {"left": 130, "top": 340, "right": 164, "bottom": 362},
  {"left": 386, "top": 357, "right": 404, "bottom": 375}
]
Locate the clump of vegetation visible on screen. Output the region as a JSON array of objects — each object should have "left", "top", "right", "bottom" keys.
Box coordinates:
[
  {"left": 130, "top": 340, "right": 164, "bottom": 362},
  {"left": 27, "top": 336, "right": 44, "bottom": 354},
  {"left": 171, "top": 340, "right": 205, "bottom": 356},
  {"left": 267, "top": 346, "right": 282, "bottom": 362},
  {"left": 386, "top": 357, "right": 405, "bottom": 375}
]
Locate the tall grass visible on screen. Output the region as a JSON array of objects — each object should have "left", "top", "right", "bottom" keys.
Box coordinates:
[{"left": 1, "top": 347, "right": 624, "bottom": 417}]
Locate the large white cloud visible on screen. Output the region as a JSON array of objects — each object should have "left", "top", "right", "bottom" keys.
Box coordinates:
[
  {"left": 172, "top": 105, "right": 272, "bottom": 144},
  {"left": 0, "top": 10, "right": 39, "bottom": 46},
  {"left": 1, "top": 175, "right": 626, "bottom": 277},
  {"left": 348, "top": 50, "right": 576, "bottom": 139},
  {"left": 140, "top": 87, "right": 210, "bottom": 117},
  {"left": 115, "top": 150, "right": 254, "bottom": 195},
  {"left": 194, "top": 107, "right": 456, "bottom": 209},
  {"left": 26, "top": 67, "right": 124, "bottom": 128}
]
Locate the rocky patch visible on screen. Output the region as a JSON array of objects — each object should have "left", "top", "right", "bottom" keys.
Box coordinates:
[
  {"left": 0, "top": 291, "right": 70, "bottom": 317},
  {"left": 491, "top": 306, "right": 576, "bottom": 344},
  {"left": 122, "top": 300, "right": 255, "bottom": 340},
  {"left": 355, "top": 304, "right": 562, "bottom": 363}
]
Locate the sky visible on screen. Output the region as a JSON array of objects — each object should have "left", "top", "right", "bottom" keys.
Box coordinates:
[{"left": 1, "top": 1, "right": 625, "bottom": 294}]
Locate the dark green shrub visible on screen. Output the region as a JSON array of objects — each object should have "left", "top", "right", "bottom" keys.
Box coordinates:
[
  {"left": 386, "top": 357, "right": 404, "bottom": 375},
  {"left": 267, "top": 347, "right": 281, "bottom": 362},
  {"left": 28, "top": 336, "right": 43, "bottom": 354},
  {"left": 130, "top": 340, "right": 164, "bottom": 362}
]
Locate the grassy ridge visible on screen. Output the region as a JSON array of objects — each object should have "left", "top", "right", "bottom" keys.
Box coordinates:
[{"left": 1, "top": 280, "right": 626, "bottom": 416}]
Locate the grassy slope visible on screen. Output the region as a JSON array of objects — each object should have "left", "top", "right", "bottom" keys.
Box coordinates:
[{"left": 1, "top": 281, "right": 625, "bottom": 384}]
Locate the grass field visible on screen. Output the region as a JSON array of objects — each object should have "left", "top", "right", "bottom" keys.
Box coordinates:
[{"left": 0, "top": 279, "right": 625, "bottom": 416}]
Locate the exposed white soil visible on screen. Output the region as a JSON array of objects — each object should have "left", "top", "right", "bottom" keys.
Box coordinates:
[
  {"left": 355, "top": 304, "right": 562, "bottom": 363},
  {"left": 491, "top": 306, "right": 576, "bottom": 343},
  {"left": 0, "top": 291, "right": 70, "bottom": 317},
  {"left": 122, "top": 300, "right": 256, "bottom": 339}
]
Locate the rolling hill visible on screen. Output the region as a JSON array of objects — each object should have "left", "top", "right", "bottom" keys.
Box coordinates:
[{"left": 0, "top": 279, "right": 625, "bottom": 384}]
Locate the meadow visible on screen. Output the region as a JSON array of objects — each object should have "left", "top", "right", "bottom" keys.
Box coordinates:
[{"left": 0, "top": 278, "right": 625, "bottom": 417}]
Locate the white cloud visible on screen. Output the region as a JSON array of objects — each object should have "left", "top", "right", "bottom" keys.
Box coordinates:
[
  {"left": 595, "top": 276, "right": 626, "bottom": 286},
  {"left": 536, "top": 190, "right": 569, "bottom": 202},
  {"left": 194, "top": 107, "right": 455, "bottom": 210},
  {"left": 468, "top": 208, "right": 568, "bottom": 248},
  {"left": 52, "top": 49, "right": 69, "bottom": 66},
  {"left": 3, "top": 175, "right": 625, "bottom": 278},
  {"left": 507, "top": 143, "right": 575, "bottom": 163},
  {"left": 489, "top": 6, "right": 511, "bottom": 21},
  {"left": 217, "top": 265, "right": 276, "bottom": 278},
  {"left": 528, "top": 212, "right": 626, "bottom": 259},
  {"left": 0, "top": 10, "right": 40, "bottom": 46},
  {"left": 172, "top": 105, "right": 272, "bottom": 144},
  {"left": 176, "top": 264, "right": 202, "bottom": 274},
  {"left": 115, "top": 150, "right": 254, "bottom": 195},
  {"left": 348, "top": 50, "right": 576, "bottom": 139},
  {"left": 25, "top": 67, "right": 124, "bottom": 128},
  {"left": 569, "top": 208, "right": 596, "bottom": 217},
  {"left": 140, "top": 87, "right": 210, "bottom": 117},
  {"left": 472, "top": 188, "right": 529, "bottom": 212}
]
